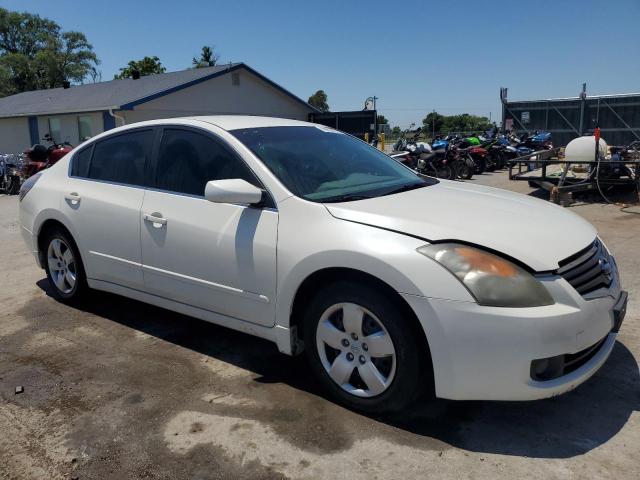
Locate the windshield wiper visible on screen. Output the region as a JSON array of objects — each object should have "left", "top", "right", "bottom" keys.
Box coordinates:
[
  {"left": 381, "top": 182, "right": 427, "bottom": 197},
  {"left": 321, "top": 194, "right": 372, "bottom": 203}
]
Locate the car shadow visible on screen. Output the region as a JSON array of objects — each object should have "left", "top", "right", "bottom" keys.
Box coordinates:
[{"left": 37, "top": 279, "right": 640, "bottom": 459}]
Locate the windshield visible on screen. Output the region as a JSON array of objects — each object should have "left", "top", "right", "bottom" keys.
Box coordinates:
[{"left": 230, "top": 126, "right": 436, "bottom": 202}]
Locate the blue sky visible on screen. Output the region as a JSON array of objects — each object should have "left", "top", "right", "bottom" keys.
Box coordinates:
[{"left": 4, "top": 0, "right": 640, "bottom": 127}]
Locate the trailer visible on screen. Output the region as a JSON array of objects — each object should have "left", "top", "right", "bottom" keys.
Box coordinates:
[{"left": 508, "top": 148, "right": 640, "bottom": 205}]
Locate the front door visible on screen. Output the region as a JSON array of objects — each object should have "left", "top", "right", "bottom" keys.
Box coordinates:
[
  {"left": 140, "top": 127, "right": 278, "bottom": 327},
  {"left": 64, "top": 128, "right": 155, "bottom": 290}
]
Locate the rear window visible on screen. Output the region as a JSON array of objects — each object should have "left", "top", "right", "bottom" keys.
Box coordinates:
[{"left": 87, "top": 130, "right": 153, "bottom": 186}]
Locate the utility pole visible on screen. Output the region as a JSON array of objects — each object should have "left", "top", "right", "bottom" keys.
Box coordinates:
[
  {"left": 373, "top": 96, "right": 378, "bottom": 137},
  {"left": 432, "top": 109, "right": 436, "bottom": 139}
]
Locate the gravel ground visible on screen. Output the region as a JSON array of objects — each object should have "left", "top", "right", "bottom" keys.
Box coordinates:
[{"left": 0, "top": 172, "right": 639, "bottom": 480}]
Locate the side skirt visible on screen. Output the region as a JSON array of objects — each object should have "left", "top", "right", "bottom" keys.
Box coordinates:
[{"left": 87, "top": 278, "right": 294, "bottom": 355}]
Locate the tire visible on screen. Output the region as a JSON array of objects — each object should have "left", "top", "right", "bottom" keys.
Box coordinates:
[
  {"left": 461, "top": 156, "right": 475, "bottom": 179},
  {"left": 485, "top": 156, "right": 496, "bottom": 172},
  {"left": 303, "top": 281, "right": 428, "bottom": 413},
  {"left": 7, "top": 176, "right": 20, "bottom": 195},
  {"left": 436, "top": 163, "right": 454, "bottom": 180},
  {"left": 473, "top": 156, "right": 486, "bottom": 174},
  {"left": 42, "top": 227, "right": 89, "bottom": 304}
]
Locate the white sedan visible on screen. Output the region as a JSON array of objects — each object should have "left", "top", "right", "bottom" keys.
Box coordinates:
[{"left": 18, "top": 116, "right": 627, "bottom": 413}]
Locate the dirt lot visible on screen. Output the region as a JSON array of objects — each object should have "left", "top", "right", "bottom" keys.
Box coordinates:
[{"left": 1, "top": 172, "right": 639, "bottom": 480}]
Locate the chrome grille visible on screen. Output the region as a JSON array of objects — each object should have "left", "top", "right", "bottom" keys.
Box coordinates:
[{"left": 557, "top": 239, "right": 613, "bottom": 296}]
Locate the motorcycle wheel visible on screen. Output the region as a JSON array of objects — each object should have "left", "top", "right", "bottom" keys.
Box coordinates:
[
  {"left": 474, "top": 156, "right": 486, "bottom": 174},
  {"left": 462, "top": 157, "right": 475, "bottom": 179},
  {"left": 486, "top": 157, "right": 495, "bottom": 172},
  {"left": 453, "top": 160, "right": 472, "bottom": 180},
  {"left": 436, "top": 164, "right": 454, "bottom": 180},
  {"left": 7, "top": 176, "right": 20, "bottom": 195}
]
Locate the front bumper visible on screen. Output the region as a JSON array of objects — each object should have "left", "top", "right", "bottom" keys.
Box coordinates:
[{"left": 402, "top": 274, "right": 625, "bottom": 401}]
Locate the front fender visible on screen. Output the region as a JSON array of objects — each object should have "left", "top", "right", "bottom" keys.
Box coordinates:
[{"left": 274, "top": 198, "right": 474, "bottom": 329}]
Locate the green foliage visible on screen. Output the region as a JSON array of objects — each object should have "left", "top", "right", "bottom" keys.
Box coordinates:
[
  {"left": 391, "top": 126, "right": 401, "bottom": 136},
  {"left": 192, "top": 45, "right": 219, "bottom": 68},
  {"left": 376, "top": 114, "right": 388, "bottom": 124},
  {"left": 114, "top": 56, "right": 166, "bottom": 79},
  {"left": 0, "top": 8, "right": 99, "bottom": 96},
  {"left": 422, "top": 111, "right": 492, "bottom": 135},
  {"left": 308, "top": 89, "right": 329, "bottom": 112}
]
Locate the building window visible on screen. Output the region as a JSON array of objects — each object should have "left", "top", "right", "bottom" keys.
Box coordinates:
[
  {"left": 78, "top": 116, "right": 93, "bottom": 141},
  {"left": 232, "top": 72, "right": 240, "bottom": 87},
  {"left": 48, "top": 117, "right": 62, "bottom": 143}
]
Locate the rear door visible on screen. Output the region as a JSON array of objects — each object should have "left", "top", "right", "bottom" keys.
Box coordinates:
[
  {"left": 64, "top": 128, "right": 155, "bottom": 289},
  {"left": 140, "top": 126, "right": 278, "bottom": 326}
]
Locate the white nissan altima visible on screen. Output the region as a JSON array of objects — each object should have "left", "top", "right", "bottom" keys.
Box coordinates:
[{"left": 19, "top": 116, "right": 627, "bottom": 412}]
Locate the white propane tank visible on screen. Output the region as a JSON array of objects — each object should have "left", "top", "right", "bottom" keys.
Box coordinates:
[{"left": 564, "top": 136, "right": 608, "bottom": 162}]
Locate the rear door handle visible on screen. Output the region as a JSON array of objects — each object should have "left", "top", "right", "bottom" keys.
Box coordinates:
[
  {"left": 143, "top": 213, "right": 167, "bottom": 227},
  {"left": 65, "top": 192, "right": 81, "bottom": 204}
]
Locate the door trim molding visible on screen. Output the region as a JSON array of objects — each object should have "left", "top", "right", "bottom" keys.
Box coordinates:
[
  {"left": 89, "top": 250, "right": 270, "bottom": 303},
  {"left": 143, "top": 263, "right": 270, "bottom": 303}
]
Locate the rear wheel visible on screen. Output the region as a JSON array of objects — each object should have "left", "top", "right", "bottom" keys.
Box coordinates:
[
  {"left": 303, "top": 281, "right": 428, "bottom": 413},
  {"left": 43, "top": 227, "right": 88, "bottom": 303}
]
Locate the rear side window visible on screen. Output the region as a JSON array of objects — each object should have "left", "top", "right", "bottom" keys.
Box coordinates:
[
  {"left": 155, "top": 128, "right": 259, "bottom": 196},
  {"left": 70, "top": 146, "right": 92, "bottom": 178},
  {"left": 88, "top": 130, "right": 153, "bottom": 186}
]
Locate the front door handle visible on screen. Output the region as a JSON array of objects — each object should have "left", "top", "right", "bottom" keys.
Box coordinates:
[
  {"left": 143, "top": 213, "right": 167, "bottom": 227},
  {"left": 65, "top": 192, "right": 81, "bottom": 204}
]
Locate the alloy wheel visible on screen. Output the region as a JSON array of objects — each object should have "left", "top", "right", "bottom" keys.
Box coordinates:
[
  {"left": 315, "top": 302, "right": 397, "bottom": 398},
  {"left": 47, "top": 238, "right": 77, "bottom": 294}
]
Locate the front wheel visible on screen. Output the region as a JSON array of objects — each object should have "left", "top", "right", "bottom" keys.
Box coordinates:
[{"left": 303, "top": 281, "right": 428, "bottom": 413}]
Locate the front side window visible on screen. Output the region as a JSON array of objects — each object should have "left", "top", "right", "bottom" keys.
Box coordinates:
[
  {"left": 230, "top": 126, "right": 434, "bottom": 202},
  {"left": 88, "top": 129, "right": 153, "bottom": 186},
  {"left": 155, "top": 128, "right": 258, "bottom": 196}
]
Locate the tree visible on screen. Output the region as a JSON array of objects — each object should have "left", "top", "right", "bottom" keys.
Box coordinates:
[
  {"left": 376, "top": 115, "right": 388, "bottom": 125},
  {"left": 36, "top": 31, "right": 99, "bottom": 88},
  {"left": 0, "top": 8, "right": 99, "bottom": 96},
  {"left": 391, "top": 126, "right": 401, "bottom": 136},
  {"left": 422, "top": 111, "right": 491, "bottom": 136},
  {"left": 308, "top": 89, "right": 329, "bottom": 112},
  {"left": 192, "top": 45, "right": 219, "bottom": 68},
  {"left": 422, "top": 111, "right": 444, "bottom": 135},
  {"left": 114, "top": 56, "right": 165, "bottom": 79}
]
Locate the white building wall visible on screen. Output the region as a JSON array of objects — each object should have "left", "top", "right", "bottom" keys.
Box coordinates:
[
  {"left": 121, "top": 68, "right": 312, "bottom": 125},
  {"left": 0, "top": 117, "right": 31, "bottom": 153}
]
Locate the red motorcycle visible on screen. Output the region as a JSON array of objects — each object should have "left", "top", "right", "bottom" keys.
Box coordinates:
[{"left": 24, "top": 134, "right": 73, "bottom": 178}]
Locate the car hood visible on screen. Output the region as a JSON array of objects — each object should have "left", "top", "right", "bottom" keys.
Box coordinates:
[{"left": 324, "top": 181, "right": 596, "bottom": 272}]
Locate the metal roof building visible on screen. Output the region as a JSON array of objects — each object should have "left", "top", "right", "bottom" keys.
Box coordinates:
[{"left": 0, "top": 63, "right": 317, "bottom": 152}]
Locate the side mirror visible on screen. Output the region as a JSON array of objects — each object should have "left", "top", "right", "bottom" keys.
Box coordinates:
[{"left": 204, "top": 179, "right": 264, "bottom": 206}]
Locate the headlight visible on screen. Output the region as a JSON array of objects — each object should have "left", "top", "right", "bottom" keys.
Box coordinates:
[{"left": 417, "top": 243, "right": 554, "bottom": 307}]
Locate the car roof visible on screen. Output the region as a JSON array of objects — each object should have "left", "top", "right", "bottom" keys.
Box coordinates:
[
  {"left": 187, "top": 115, "right": 314, "bottom": 130},
  {"left": 69, "top": 116, "right": 322, "bottom": 154}
]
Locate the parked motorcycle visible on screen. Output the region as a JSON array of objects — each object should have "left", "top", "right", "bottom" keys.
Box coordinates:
[
  {"left": 392, "top": 128, "right": 454, "bottom": 179},
  {"left": 0, "top": 154, "right": 22, "bottom": 195},
  {"left": 24, "top": 134, "right": 73, "bottom": 178}
]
